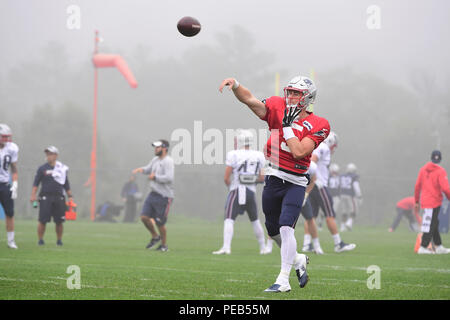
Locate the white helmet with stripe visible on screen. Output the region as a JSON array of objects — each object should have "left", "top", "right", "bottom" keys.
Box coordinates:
[{"left": 0, "top": 124, "right": 12, "bottom": 144}]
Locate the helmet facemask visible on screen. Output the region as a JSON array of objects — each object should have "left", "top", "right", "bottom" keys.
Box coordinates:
[{"left": 283, "top": 87, "right": 315, "bottom": 114}]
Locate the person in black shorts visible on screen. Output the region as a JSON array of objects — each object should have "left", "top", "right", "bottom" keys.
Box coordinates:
[{"left": 30, "top": 146, "right": 73, "bottom": 246}]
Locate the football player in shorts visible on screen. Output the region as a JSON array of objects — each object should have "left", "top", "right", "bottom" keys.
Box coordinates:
[
  {"left": 301, "top": 161, "right": 324, "bottom": 254},
  {"left": 220, "top": 75, "right": 326, "bottom": 292},
  {"left": 338, "top": 163, "right": 362, "bottom": 231},
  {"left": 133, "top": 139, "right": 174, "bottom": 252},
  {"left": 309, "top": 132, "right": 356, "bottom": 252},
  {"left": 213, "top": 130, "right": 267, "bottom": 255},
  {"left": 0, "top": 124, "right": 19, "bottom": 249},
  {"left": 30, "top": 146, "right": 73, "bottom": 246}
]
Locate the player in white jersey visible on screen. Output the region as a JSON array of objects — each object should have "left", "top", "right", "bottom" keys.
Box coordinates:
[
  {"left": 328, "top": 163, "right": 341, "bottom": 216},
  {"left": 0, "top": 124, "right": 19, "bottom": 249},
  {"left": 301, "top": 161, "right": 324, "bottom": 254},
  {"left": 213, "top": 130, "right": 267, "bottom": 255},
  {"left": 309, "top": 132, "right": 356, "bottom": 252}
]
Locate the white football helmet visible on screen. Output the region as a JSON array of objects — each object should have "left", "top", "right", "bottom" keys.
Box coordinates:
[
  {"left": 346, "top": 163, "right": 357, "bottom": 173},
  {"left": 329, "top": 163, "right": 340, "bottom": 174},
  {"left": 284, "top": 76, "right": 317, "bottom": 110},
  {"left": 236, "top": 129, "right": 254, "bottom": 149},
  {"left": 0, "top": 124, "right": 12, "bottom": 144}
]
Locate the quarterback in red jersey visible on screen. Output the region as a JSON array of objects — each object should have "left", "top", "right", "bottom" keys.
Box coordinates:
[{"left": 220, "top": 75, "right": 329, "bottom": 292}]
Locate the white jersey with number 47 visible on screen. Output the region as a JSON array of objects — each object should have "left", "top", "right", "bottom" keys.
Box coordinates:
[
  {"left": 226, "top": 149, "right": 265, "bottom": 192},
  {"left": 0, "top": 142, "right": 19, "bottom": 183},
  {"left": 312, "top": 142, "right": 331, "bottom": 187}
]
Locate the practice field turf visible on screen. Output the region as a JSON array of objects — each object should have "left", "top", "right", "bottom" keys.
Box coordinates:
[{"left": 0, "top": 216, "right": 449, "bottom": 300}]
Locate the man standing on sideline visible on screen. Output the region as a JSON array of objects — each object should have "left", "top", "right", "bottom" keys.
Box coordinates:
[
  {"left": 219, "top": 75, "right": 323, "bottom": 293},
  {"left": 121, "top": 174, "right": 139, "bottom": 222},
  {"left": 30, "top": 146, "right": 73, "bottom": 246},
  {"left": 415, "top": 150, "right": 450, "bottom": 254},
  {"left": 133, "top": 139, "right": 174, "bottom": 252},
  {"left": 0, "top": 124, "right": 19, "bottom": 249},
  {"left": 213, "top": 130, "right": 267, "bottom": 255}
]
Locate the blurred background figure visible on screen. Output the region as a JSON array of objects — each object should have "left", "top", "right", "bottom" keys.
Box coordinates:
[
  {"left": 121, "top": 174, "right": 140, "bottom": 223},
  {"left": 328, "top": 163, "right": 341, "bottom": 216},
  {"left": 389, "top": 196, "right": 420, "bottom": 232},
  {"left": 95, "top": 201, "right": 123, "bottom": 223},
  {"left": 338, "top": 163, "right": 362, "bottom": 232},
  {"left": 0, "top": 124, "right": 19, "bottom": 249}
]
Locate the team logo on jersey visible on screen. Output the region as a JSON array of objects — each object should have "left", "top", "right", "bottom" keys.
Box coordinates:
[
  {"left": 302, "top": 121, "right": 313, "bottom": 131},
  {"left": 313, "top": 130, "right": 327, "bottom": 138}
]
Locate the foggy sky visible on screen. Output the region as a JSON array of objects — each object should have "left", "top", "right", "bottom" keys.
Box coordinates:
[{"left": 1, "top": 0, "right": 450, "bottom": 90}]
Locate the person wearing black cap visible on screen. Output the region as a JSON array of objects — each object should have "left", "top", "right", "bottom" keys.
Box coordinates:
[
  {"left": 30, "top": 146, "right": 73, "bottom": 246},
  {"left": 132, "top": 139, "right": 174, "bottom": 252},
  {"left": 414, "top": 150, "right": 450, "bottom": 254}
]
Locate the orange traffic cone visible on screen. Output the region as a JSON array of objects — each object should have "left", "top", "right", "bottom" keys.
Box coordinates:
[
  {"left": 414, "top": 233, "right": 422, "bottom": 253},
  {"left": 414, "top": 232, "right": 435, "bottom": 253}
]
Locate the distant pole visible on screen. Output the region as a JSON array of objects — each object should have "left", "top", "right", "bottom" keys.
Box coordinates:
[
  {"left": 275, "top": 72, "right": 280, "bottom": 97},
  {"left": 90, "top": 30, "right": 100, "bottom": 221},
  {"left": 307, "top": 68, "right": 316, "bottom": 112}
]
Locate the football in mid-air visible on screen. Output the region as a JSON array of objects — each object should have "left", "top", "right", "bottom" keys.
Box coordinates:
[{"left": 177, "top": 16, "right": 201, "bottom": 37}]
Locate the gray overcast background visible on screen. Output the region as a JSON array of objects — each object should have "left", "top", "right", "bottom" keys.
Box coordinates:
[
  {"left": 1, "top": 0, "right": 450, "bottom": 87},
  {"left": 1, "top": 0, "right": 449, "bottom": 224}
]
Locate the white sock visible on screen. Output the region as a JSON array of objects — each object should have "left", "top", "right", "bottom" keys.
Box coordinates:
[
  {"left": 223, "top": 219, "right": 234, "bottom": 251},
  {"left": 312, "top": 237, "right": 321, "bottom": 250},
  {"left": 271, "top": 234, "right": 282, "bottom": 248},
  {"left": 7, "top": 231, "right": 15, "bottom": 243},
  {"left": 346, "top": 218, "right": 353, "bottom": 227},
  {"left": 266, "top": 238, "right": 273, "bottom": 251},
  {"left": 251, "top": 220, "right": 266, "bottom": 251},
  {"left": 279, "top": 226, "right": 297, "bottom": 279},
  {"left": 303, "top": 234, "right": 312, "bottom": 247},
  {"left": 332, "top": 233, "right": 341, "bottom": 246}
]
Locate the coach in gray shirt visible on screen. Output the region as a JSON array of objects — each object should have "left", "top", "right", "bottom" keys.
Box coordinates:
[{"left": 133, "top": 139, "right": 174, "bottom": 252}]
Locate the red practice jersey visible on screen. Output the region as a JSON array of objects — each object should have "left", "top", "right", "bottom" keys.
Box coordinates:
[
  {"left": 260, "top": 96, "right": 330, "bottom": 175},
  {"left": 396, "top": 197, "right": 415, "bottom": 210}
]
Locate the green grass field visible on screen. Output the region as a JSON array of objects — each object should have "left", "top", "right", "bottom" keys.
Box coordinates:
[{"left": 0, "top": 216, "right": 449, "bottom": 300}]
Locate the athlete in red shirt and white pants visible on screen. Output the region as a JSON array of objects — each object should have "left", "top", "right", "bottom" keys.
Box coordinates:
[
  {"left": 414, "top": 150, "right": 450, "bottom": 254},
  {"left": 220, "top": 75, "right": 328, "bottom": 292}
]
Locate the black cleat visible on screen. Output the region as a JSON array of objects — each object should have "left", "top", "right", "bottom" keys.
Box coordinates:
[
  {"left": 38, "top": 239, "right": 45, "bottom": 246},
  {"left": 156, "top": 244, "right": 168, "bottom": 252},
  {"left": 57, "top": 240, "right": 63, "bottom": 246},
  {"left": 295, "top": 255, "right": 310, "bottom": 288},
  {"left": 146, "top": 236, "right": 161, "bottom": 249}
]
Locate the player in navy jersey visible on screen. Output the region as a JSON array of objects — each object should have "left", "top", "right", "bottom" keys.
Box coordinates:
[
  {"left": 338, "top": 163, "right": 362, "bottom": 231},
  {"left": 220, "top": 75, "right": 327, "bottom": 292},
  {"left": 30, "top": 146, "right": 73, "bottom": 246}
]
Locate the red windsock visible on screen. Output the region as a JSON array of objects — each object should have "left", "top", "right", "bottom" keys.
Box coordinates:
[{"left": 92, "top": 54, "right": 138, "bottom": 88}]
